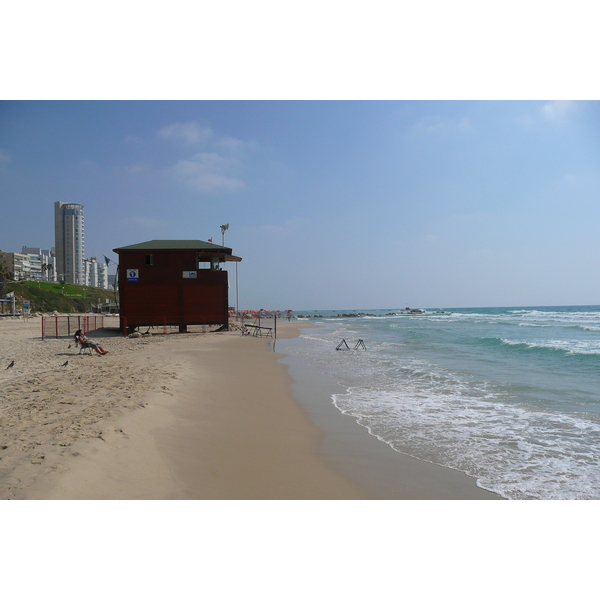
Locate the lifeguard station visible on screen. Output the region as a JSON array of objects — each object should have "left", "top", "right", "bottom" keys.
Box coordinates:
[{"left": 113, "top": 239, "right": 242, "bottom": 335}]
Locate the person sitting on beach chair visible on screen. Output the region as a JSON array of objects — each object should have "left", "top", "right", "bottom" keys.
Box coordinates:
[
  {"left": 74, "top": 330, "right": 109, "bottom": 355},
  {"left": 76, "top": 337, "right": 93, "bottom": 355}
]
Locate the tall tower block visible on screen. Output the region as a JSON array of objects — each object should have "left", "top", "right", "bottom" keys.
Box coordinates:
[{"left": 54, "top": 201, "right": 84, "bottom": 284}]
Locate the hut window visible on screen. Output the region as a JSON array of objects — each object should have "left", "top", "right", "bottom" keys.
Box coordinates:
[
  {"left": 145, "top": 254, "right": 153, "bottom": 266},
  {"left": 197, "top": 254, "right": 210, "bottom": 269}
]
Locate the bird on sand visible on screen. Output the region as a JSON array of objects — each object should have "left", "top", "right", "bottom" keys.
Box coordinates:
[
  {"left": 67, "top": 344, "right": 71, "bottom": 349},
  {"left": 62, "top": 360, "right": 69, "bottom": 367},
  {"left": 6, "top": 361, "right": 14, "bottom": 369}
]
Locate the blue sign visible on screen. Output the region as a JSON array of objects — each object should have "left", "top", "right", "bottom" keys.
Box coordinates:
[{"left": 127, "top": 269, "right": 139, "bottom": 282}]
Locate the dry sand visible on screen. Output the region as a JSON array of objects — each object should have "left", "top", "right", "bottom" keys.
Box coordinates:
[{"left": 0, "top": 315, "right": 499, "bottom": 499}]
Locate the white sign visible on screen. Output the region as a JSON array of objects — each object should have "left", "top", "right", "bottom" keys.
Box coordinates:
[
  {"left": 182, "top": 271, "right": 197, "bottom": 278},
  {"left": 127, "top": 269, "right": 139, "bottom": 281}
]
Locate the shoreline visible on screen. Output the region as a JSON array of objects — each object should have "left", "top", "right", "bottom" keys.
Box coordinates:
[
  {"left": 279, "top": 330, "right": 501, "bottom": 499},
  {"left": 1, "top": 317, "right": 499, "bottom": 499}
]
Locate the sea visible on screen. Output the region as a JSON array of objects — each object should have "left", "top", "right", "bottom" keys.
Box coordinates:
[{"left": 281, "top": 306, "right": 600, "bottom": 500}]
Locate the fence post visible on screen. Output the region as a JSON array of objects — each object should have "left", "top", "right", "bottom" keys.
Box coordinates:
[
  {"left": 41, "top": 316, "right": 45, "bottom": 340},
  {"left": 55, "top": 316, "right": 59, "bottom": 339}
]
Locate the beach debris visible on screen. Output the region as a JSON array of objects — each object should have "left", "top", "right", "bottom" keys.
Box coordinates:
[
  {"left": 6, "top": 361, "right": 14, "bottom": 369},
  {"left": 61, "top": 360, "right": 69, "bottom": 367}
]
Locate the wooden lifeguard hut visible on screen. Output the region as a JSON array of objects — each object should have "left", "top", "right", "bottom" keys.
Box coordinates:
[{"left": 112, "top": 239, "right": 242, "bottom": 334}]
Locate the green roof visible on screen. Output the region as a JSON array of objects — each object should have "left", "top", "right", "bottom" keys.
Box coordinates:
[{"left": 113, "top": 239, "right": 232, "bottom": 253}]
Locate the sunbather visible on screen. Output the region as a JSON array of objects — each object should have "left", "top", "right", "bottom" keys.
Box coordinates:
[{"left": 74, "top": 330, "right": 109, "bottom": 355}]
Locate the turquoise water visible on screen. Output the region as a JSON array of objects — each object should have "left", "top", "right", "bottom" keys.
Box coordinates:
[{"left": 286, "top": 306, "right": 600, "bottom": 499}]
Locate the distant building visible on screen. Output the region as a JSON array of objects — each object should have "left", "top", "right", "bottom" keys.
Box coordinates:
[
  {"left": 84, "top": 257, "right": 109, "bottom": 289},
  {"left": 0, "top": 251, "right": 32, "bottom": 280},
  {"left": 22, "top": 247, "right": 56, "bottom": 281},
  {"left": 84, "top": 257, "right": 98, "bottom": 287},
  {"left": 54, "top": 201, "right": 84, "bottom": 284},
  {"left": 98, "top": 259, "right": 108, "bottom": 289},
  {"left": 113, "top": 239, "right": 241, "bottom": 333}
]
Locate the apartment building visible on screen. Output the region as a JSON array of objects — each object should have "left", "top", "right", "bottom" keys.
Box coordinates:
[
  {"left": 54, "top": 201, "right": 84, "bottom": 284},
  {"left": 0, "top": 251, "right": 32, "bottom": 280},
  {"left": 22, "top": 247, "right": 56, "bottom": 281},
  {"left": 84, "top": 257, "right": 109, "bottom": 289}
]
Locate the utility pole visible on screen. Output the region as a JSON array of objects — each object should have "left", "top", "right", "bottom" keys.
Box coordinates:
[{"left": 220, "top": 223, "right": 229, "bottom": 246}]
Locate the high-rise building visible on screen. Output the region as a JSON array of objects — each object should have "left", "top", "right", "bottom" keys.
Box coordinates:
[{"left": 54, "top": 202, "right": 84, "bottom": 284}]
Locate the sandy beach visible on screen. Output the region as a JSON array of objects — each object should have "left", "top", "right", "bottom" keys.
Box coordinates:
[{"left": 0, "top": 315, "right": 498, "bottom": 499}]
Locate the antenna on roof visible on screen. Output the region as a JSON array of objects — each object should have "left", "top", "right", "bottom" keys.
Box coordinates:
[{"left": 220, "top": 223, "right": 229, "bottom": 246}]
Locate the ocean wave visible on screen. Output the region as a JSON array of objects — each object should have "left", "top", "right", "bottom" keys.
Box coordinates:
[
  {"left": 499, "top": 338, "right": 600, "bottom": 356},
  {"left": 332, "top": 385, "right": 600, "bottom": 499},
  {"left": 293, "top": 309, "right": 600, "bottom": 499}
]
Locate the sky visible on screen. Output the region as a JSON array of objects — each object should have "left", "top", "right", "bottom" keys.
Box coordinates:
[
  {"left": 2, "top": 2, "right": 599, "bottom": 311},
  {"left": 1, "top": 100, "right": 599, "bottom": 310}
]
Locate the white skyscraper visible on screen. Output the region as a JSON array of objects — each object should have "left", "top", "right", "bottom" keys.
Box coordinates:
[{"left": 54, "top": 201, "right": 84, "bottom": 284}]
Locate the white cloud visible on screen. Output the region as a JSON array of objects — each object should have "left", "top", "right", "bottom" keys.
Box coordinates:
[
  {"left": 158, "top": 121, "right": 213, "bottom": 145},
  {"left": 171, "top": 152, "right": 245, "bottom": 191},
  {"left": 216, "top": 135, "right": 259, "bottom": 157},
  {"left": 158, "top": 121, "right": 260, "bottom": 192},
  {"left": 412, "top": 116, "right": 445, "bottom": 134},
  {"left": 541, "top": 100, "right": 574, "bottom": 122}
]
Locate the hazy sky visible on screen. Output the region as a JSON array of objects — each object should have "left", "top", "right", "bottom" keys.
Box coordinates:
[{"left": 1, "top": 100, "right": 599, "bottom": 310}]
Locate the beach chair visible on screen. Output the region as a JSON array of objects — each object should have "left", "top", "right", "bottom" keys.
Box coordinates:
[{"left": 75, "top": 339, "right": 93, "bottom": 355}]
